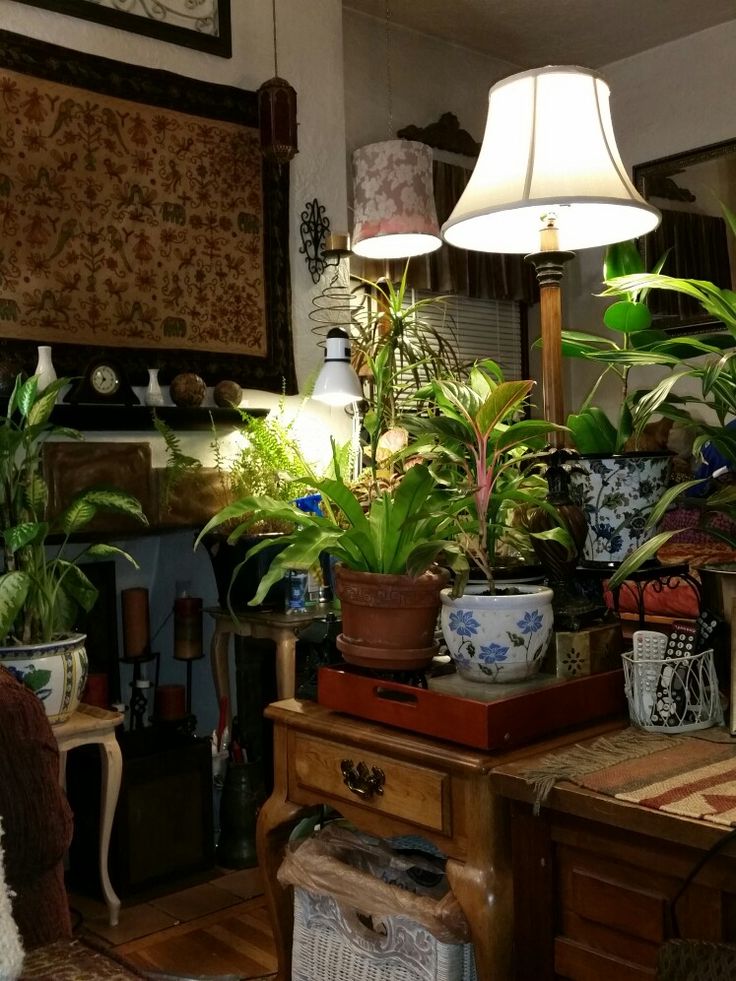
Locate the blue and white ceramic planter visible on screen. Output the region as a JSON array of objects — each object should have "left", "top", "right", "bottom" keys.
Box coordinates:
[
  {"left": 440, "top": 584, "right": 554, "bottom": 683},
  {"left": 568, "top": 453, "right": 671, "bottom": 566},
  {"left": 0, "top": 633, "right": 87, "bottom": 724}
]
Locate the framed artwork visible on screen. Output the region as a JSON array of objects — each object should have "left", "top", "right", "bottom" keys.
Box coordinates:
[
  {"left": 634, "top": 138, "right": 736, "bottom": 336},
  {"left": 0, "top": 29, "right": 295, "bottom": 393},
  {"left": 14, "top": 0, "right": 232, "bottom": 58}
]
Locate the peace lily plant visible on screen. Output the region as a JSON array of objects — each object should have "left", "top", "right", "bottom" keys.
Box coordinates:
[{"left": 0, "top": 375, "right": 146, "bottom": 721}]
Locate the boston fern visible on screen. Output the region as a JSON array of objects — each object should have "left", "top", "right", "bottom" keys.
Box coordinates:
[{"left": 0, "top": 375, "right": 147, "bottom": 645}]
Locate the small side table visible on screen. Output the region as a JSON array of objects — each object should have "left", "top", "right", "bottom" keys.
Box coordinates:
[
  {"left": 206, "top": 606, "right": 329, "bottom": 724},
  {"left": 54, "top": 704, "right": 124, "bottom": 926}
]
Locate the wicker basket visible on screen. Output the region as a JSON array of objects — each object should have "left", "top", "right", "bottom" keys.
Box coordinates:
[{"left": 292, "top": 886, "right": 477, "bottom": 981}]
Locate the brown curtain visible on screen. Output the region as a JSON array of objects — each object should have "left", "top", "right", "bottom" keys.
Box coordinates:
[
  {"left": 640, "top": 209, "right": 732, "bottom": 320},
  {"left": 352, "top": 160, "right": 539, "bottom": 304}
]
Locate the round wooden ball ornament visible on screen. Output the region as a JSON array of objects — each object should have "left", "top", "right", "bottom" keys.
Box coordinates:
[
  {"left": 170, "top": 372, "right": 206, "bottom": 407},
  {"left": 213, "top": 379, "right": 243, "bottom": 408}
]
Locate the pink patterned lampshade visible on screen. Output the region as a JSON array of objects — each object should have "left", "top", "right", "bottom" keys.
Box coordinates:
[{"left": 351, "top": 140, "right": 442, "bottom": 259}]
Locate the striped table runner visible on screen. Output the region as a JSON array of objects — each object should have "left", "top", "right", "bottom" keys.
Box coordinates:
[{"left": 524, "top": 727, "right": 736, "bottom": 827}]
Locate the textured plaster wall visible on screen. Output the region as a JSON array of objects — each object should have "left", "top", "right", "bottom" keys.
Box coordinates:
[{"left": 0, "top": 0, "right": 348, "bottom": 734}]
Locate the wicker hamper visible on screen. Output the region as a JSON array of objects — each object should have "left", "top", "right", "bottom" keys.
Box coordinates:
[
  {"left": 279, "top": 827, "right": 476, "bottom": 981},
  {"left": 292, "top": 887, "right": 477, "bottom": 981}
]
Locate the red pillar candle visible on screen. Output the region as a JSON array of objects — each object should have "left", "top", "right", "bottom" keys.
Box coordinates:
[
  {"left": 174, "top": 596, "right": 203, "bottom": 661},
  {"left": 121, "top": 587, "right": 150, "bottom": 660},
  {"left": 154, "top": 683, "right": 186, "bottom": 721},
  {"left": 82, "top": 673, "right": 109, "bottom": 709}
]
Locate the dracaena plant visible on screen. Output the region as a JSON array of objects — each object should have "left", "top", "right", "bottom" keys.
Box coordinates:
[
  {"left": 560, "top": 240, "right": 729, "bottom": 454},
  {"left": 195, "top": 449, "right": 469, "bottom": 611},
  {"left": 602, "top": 205, "right": 736, "bottom": 585},
  {"left": 0, "top": 375, "right": 147, "bottom": 645},
  {"left": 405, "top": 359, "right": 571, "bottom": 594}
]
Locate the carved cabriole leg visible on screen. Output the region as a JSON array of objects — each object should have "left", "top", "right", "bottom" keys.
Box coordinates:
[
  {"left": 256, "top": 722, "right": 312, "bottom": 981},
  {"left": 98, "top": 733, "right": 123, "bottom": 927},
  {"left": 446, "top": 776, "right": 512, "bottom": 981},
  {"left": 272, "top": 628, "right": 297, "bottom": 700}
]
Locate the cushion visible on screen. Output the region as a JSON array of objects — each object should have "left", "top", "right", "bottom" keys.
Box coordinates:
[{"left": 0, "top": 668, "right": 73, "bottom": 949}]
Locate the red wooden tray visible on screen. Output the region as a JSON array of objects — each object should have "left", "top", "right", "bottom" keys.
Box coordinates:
[{"left": 317, "top": 664, "right": 627, "bottom": 751}]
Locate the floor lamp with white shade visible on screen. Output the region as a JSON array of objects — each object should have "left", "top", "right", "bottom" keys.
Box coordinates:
[{"left": 442, "top": 65, "right": 661, "bottom": 625}]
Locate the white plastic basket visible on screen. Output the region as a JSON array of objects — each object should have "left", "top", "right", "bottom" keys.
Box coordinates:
[
  {"left": 622, "top": 646, "right": 722, "bottom": 733},
  {"left": 292, "top": 887, "right": 477, "bottom": 981}
]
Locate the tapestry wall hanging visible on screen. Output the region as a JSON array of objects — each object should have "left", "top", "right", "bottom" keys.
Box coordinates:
[
  {"left": 15, "top": 0, "right": 232, "bottom": 58},
  {"left": 0, "top": 30, "right": 295, "bottom": 393}
]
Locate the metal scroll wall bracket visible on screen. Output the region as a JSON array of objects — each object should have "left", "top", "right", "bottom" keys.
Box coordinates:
[{"left": 299, "top": 198, "right": 331, "bottom": 283}]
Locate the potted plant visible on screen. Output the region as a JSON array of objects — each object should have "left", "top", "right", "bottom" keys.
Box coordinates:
[
  {"left": 598, "top": 210, "right": 736, "bottom": 588},
  {"left": 559, "top": 240, "right": 730, "bottom": 566},
  {"left": 406, "top": 359, "right": 569, "bottom": 683},
  {"left": 0, "top": 375, "right": 146, "bottom": 723},
  {"left": 196, "top": 453, "right": 468, "bottom": 672},
  {"left": 157, "top": 405, "right": 319, "bottom": 610}
]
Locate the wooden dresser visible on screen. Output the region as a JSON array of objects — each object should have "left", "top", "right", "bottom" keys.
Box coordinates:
[
  {"left": 255, "top": 699, "right": 621, "bottom": 981},
  {"left": 493, "top": 749, "right": 736, "bottom": 979}
]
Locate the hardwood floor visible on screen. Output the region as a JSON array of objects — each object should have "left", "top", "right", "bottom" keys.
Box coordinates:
[{"left": 70, "top": 867, "right": 278, "bottom": 980}]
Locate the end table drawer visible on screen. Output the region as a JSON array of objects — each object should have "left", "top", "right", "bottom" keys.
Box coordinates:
[{"left": 289, "top": 732, "right": 450, "bottom": 833}]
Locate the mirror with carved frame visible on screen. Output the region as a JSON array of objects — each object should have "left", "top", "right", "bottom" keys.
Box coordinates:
[{"left": 634, "top": 138, "right": 736, "bottom": 335}]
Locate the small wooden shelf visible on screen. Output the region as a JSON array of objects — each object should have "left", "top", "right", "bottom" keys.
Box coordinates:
[{"left": 48, "top": 403, "right": 266, "bottom": 432}]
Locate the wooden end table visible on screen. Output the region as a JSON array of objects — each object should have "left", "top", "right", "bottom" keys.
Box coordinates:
[
  {"left": 54, "top": 703, "right": 124, "bottom": 926},
  {"left": 255, "top": 699, "right": 620, "bottom": 981}
]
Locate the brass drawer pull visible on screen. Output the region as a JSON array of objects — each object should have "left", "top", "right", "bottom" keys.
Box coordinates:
[{"left": 340, "top": 759, "right": 385, "bottom": 799}]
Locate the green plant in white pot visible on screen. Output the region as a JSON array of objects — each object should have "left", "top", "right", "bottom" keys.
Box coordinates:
[
  {"left": 0, "top": 375, "right": 147, "bottom": 723},
  {"left": 407, "top": 360, "right": 569, "bottom": 683}
]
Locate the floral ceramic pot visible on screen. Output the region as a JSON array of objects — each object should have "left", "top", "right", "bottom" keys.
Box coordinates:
[
  {"left": 0, "top": 633, "right": 88, "bottom": 724},
  {"left": 440, "top": 585, "right": 554, "bottom": 683},
  {"left": 568, "top": 453, "right": 672, "bottom": 566}
]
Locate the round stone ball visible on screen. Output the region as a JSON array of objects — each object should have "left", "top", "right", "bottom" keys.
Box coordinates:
[
  {"left": 169, "top": 372, "right": 206, "bottom": 408},
  {"left": 213, "top": 379, "right": 243, "bottom": 408}
]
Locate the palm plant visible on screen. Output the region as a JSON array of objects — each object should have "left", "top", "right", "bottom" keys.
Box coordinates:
[{"left": 350, "top": 262, "right": 462, "bottom": 475}]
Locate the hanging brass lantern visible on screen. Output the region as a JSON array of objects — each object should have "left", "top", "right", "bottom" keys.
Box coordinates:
[{"left": 258, "top": 0, "right": 297, "bottom": 164}]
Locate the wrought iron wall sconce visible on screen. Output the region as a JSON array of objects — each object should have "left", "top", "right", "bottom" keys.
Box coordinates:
[{"left": 299, "top": 198, "right": 331, "bottom": 283}]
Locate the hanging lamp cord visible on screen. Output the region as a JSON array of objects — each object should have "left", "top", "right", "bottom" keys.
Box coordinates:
[
  {"left": 385, "top": 0, "right": 393, "bottom": 139},
  {"left": 272, "top": 0, "right": 279, "bottom": 77}
]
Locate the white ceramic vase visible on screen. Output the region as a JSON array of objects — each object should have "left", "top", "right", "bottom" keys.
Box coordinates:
[
  {"left": 0, "top": 633, "right": 88, "bottom": 724},
  {"left": 145, "top": 367, "right": 164, "bottom": 406},
  {"left": 33, "top": 345, "right": 57, "bottom": 392},
  {"left": 568, "top": 453, "right": 672, "bottom": 566},
  {"left": 440, "top": 584, "right": 554, "bottom": 683}
]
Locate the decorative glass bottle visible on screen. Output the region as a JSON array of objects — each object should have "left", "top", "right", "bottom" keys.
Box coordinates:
[
  {"left": 145, "top": 367, "right": 164, "bottom": 406},
  {"left": 34, "top": 345, "right": 57, "bottom": 392}
]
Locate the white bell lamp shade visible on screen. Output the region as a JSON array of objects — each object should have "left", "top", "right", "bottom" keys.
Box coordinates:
[
  {"left": 442, "top": 66, "right": 660, "bottom": 254},
  {"left": 312, "top": 328, "right": 363, "bottom": 407},
  {"left": 351, "top": 140, "right": 443, "bottom": 259}
]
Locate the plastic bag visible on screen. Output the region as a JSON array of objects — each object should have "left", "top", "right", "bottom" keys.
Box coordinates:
[{"left": 277, "top": 824, "right": 469, "bottom": 944}]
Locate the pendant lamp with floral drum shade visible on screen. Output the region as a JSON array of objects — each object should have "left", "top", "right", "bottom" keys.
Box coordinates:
[
  {"left": 350, "top": 0, "right": 441, "bottom": 259},
  {"left": 351, "top": 139, "right": 442, "bottom": 259},
  {"left": 258, "top": 0, "right": 297, "bottom": 164}
]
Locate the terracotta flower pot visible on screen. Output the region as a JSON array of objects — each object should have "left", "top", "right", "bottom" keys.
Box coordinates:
[{"left": 335, "top": 564, "right": 449, "bottom": 671}]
